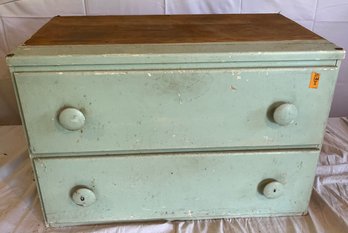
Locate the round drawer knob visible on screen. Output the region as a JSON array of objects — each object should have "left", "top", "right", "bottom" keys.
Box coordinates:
[
  {"left": 273, "top": 103, "right": 297, "bottom": 126},
  {"left": 263, "top": 181, "right": 284, "bottom": 199},
  {"left": 58, "top": 108, "right": 85, "bottom": 131},
  {"left": 71, "top": 187, "right": 96, "bottom": 207}
]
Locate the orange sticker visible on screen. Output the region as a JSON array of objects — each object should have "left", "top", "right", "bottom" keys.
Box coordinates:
[{"left": 309, "top": 72, "right": 320, "bottom": 89}]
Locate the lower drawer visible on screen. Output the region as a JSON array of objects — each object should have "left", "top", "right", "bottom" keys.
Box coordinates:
[{"left": 34, "top": 150, "right": 319, "bottom": 227}]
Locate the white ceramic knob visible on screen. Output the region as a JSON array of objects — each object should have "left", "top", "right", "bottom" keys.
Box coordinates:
[
  {"left": 273, "top": 103, "right": 297, "bottom": 126},
  {"left": 58, "top": 108, "right": 85, "bottom": 131},
  {"left": 71, "top": 187, "right": 96, "bottom": 207},
  {"left": 263, "top": 181, "right": 284, "bottom": 199}
]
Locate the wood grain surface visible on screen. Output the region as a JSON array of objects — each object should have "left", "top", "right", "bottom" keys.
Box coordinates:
[{"left": 25, "top": 14, "right": 322, "bottom": 45}]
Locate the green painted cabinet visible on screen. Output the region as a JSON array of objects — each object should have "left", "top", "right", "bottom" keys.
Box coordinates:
[{"left": 6, "top": 14, "right": 345, "bottom": 227}]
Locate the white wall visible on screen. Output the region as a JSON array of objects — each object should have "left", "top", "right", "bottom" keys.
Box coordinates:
[{"left": 0, "top": 0, "right": 347, "bottom": 124}]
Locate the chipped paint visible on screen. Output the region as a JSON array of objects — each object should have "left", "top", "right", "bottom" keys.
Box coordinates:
[
  {"left": 263, "top": 136, "right": 274, "bottom": 142},
  {"left": 94, "top": 71, "right": 128, "bottom": 75},
  {"left": 177, "top": 93, "right": 183, "bottom": 104},
  {"left": 57, "top": 55, "right": 72, "bottom": 57}
]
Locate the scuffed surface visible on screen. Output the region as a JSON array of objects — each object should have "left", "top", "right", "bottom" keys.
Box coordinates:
[{"left": 1, "top": 118, "right": 348, "bottom": 232}]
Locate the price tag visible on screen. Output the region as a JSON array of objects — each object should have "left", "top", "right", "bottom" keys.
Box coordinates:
[{"left": 309, "top": 72, "right": 320, "bottom": 89}]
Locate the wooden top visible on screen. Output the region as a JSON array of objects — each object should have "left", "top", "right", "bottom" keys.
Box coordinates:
[{"left": 25, "top": 14, "right": 322, "bottom": 45}]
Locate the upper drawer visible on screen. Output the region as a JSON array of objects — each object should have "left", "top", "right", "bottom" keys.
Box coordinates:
[{"left": 15, "top": 67, "right": 337, "bottom": 155}]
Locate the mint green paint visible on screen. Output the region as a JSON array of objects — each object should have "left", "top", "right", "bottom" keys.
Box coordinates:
[
  {"left": 7, "top": 41, "right": 344, "bottom": 67},
  {"left": 71, "top": 187, "right": 96, "bottom": 207},
  {"left": 8, "top": 60, "right": 338, "bottom": 73},
  {"left": 7, "top": 39, "right": 344, "bottom": 227},
  {"left": 263, "top": 181, "right": 284, "bottom": 199},
  {"left": 15, "top": 67, "right": 338, "bottom": 156},
  {"left": 273, "top": 103, "right": 298, "bottom": 126},
  {"left": 58, "top": 108, "right": 86, "bottom": 131},
  {"left": 34, "top": 150, "right": 319, "bottom": 227}
]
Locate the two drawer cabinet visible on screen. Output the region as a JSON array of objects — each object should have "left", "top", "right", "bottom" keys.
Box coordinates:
[{"left": 7, "top": 14, "right": 345, "bottom": 227}]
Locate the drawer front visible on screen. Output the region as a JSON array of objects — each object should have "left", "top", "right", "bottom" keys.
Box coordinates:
[
  {"left": 34, "top": 150, "right": 319, "bottom": 226},
  {"left": 15, "top": 68, "right": 337, "bottom": 155}
]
